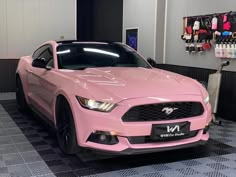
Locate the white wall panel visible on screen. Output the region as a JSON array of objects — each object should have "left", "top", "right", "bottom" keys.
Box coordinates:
[
  {"left": 0, "top": 0, "right": 7, "bottom": 58},
  {"left": 7, "top": 0, "right": 24, "bottom": 58},
  {"left": 123, "top": 0, "right": 157, "bottom": 59},
  {"left": 23, "top": 0, "right": 40, "bottom": 56},
  {"left": 0, "top": 0, "right": 76, "bottom": 59},
  {"left": 55, "top": 0, "right": 76, "bottom": 40},
  {"left": 39, "top": 0, "right": 57, "bottom": 42}
]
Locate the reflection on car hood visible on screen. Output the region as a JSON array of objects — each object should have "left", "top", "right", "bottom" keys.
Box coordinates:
[{"left": 60, "top": 67, "right": 202, "bottom": 102}]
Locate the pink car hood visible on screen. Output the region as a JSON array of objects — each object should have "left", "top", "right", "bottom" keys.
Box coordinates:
[{"left": 60, "top": 67, "right": 202, "bottom": 102}]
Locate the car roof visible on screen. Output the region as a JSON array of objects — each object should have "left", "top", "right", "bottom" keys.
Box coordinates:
[{"left": 56, "top": 40, "right": 117, "bottom": 44}]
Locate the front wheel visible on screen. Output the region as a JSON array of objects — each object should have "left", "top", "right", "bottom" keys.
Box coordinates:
[
  {"left": 56, "top": 98, "right": 79, "bottom": 154},
  {"left": 16, "top": 76, "right": 28, "bottom": 112}
]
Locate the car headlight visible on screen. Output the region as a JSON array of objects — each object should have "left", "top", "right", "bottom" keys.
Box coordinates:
[
  {"left": 204, "top": 95, "right": 210, "bottom": 104},
  {"left": 76, "top": 96, "right": 116, "bottom": 112}
]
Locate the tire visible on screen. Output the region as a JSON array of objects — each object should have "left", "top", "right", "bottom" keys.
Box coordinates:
[
  {"left": 56, "top": 98, "right": 78, "bottom": 154},
  {"left": 16, "top": 76, "right": 28, "bottom": 112}
]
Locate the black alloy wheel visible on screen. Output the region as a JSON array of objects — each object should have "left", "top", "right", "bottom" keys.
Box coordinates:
[{"left": 56, "top": 98, "right": 79, "bottom": 154}]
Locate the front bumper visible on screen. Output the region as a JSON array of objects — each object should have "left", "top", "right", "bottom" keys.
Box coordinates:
[
  {"left": 71, "top": 95, "right": 212, "bottom": 154},
  {"left": 91, "top": 139, "right": 208, "bottom": 155}
]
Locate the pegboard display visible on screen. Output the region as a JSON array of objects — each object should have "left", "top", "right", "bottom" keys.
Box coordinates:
[{"left": 181, "top": 11, "right": 236, "bottom": 58}]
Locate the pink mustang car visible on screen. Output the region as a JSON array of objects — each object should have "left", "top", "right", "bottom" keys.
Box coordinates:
[{"left": 16, "top": 40, "right": 212, "bottom": 154}]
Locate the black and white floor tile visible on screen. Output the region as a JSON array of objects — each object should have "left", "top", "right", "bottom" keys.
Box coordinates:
[{"left": 0, "top": 93, "right": 236, "bottom": 177}]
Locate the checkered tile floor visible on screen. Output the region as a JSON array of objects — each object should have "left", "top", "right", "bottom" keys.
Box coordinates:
[{"left": 0, "top": 93, "right": 236, "bottom": 177}]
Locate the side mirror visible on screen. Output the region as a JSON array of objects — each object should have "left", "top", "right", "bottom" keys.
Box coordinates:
[
  {"left": 147, "top": 57, "right": 157, "bottom": 67},
  {"left": 32, "top": 58, "right": 47, "bottom": 68}
]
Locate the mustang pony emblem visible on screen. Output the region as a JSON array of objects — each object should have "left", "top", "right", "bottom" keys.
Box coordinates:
[{"left": 162, "top": 107, "right": 178, "bottom": 115}]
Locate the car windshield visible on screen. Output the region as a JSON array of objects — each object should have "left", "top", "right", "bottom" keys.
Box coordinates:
[{"left": 56, "top": 43, "right": 151, "bottom": 70}]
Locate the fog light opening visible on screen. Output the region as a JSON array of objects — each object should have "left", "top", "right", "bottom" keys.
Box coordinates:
[
  {"left": 99, "top": 134, "right": 108, "bottom": 141},
  {"left": 203, "top": 125, "right": 210, "bottom": 134},
  {"left": 87, "top": 131, "right": 119, "bottom": 145}
]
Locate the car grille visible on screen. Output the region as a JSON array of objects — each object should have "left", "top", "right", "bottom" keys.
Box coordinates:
[
  {"left": 122, "top": 102, "right": 204, "bottom": 122},
  {"left": 127, "top": 130, "right": 199, "bottom": 144}
]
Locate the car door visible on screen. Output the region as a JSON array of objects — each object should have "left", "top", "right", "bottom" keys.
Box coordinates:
[{"left": 27, "top": 44, "right": 56, "bottom": 120}]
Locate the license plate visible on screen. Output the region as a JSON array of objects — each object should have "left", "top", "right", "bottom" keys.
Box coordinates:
[{"left": 151, "top": 122, "right": 190, "bottom": 141}]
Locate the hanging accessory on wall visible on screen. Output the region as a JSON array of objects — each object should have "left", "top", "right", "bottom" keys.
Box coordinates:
[
  {"left": 215, "top": 31, "right": 221, "bottom": 36},
  {"left": 182, "top": 11, "right": 236, "bottom": 58},
  {"left": 212, "top": 16, "right": 218, "bottom": 30},
  {"left": 213, "top": 31, "right": 221, "bottom": 42},
  {"left": 183, "top": 17, "right": 188, "bottom": 35},
  {"left": 193, "top": 19, "right": 200, "bottom": 31},
  {"left": 222, "top": 31, "right": 232, "bottom": 36},
  {"left": 189, "top": 40, "right": 196, "bottom": 53},
  {"left": 204, "top": 18, "right": 212, "bottom": 31},
  {"left": 197, "top": 40, "right": 203, "bottom": 53},
  {"left": 194, "top": 33, "right": 199, "bottom": 41},
  {"left": 223, "top": 14, "right": 232, "bottom": 31},
  {"left": 186, "top": 26, "right": 193, "bottom": 34},
  {"left": 232, "top": 32, "right": 236, "bottom": 38},
  {"left": 185, "top": 40, "right": 190, "bottom": 52},
  {"left": 223, "top": 22, "right": 232, "bottom": 30},
  {"left": 184, "top": 34, "right": 192, "bottom": 40},
  {"left": 223, "top": 14, "right": 228, "bottom": 22},
  {"left": 202, "top": 40, "right": 211, "bottom": 50}
]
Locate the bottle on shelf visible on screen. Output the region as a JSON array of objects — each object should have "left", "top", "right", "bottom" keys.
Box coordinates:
[
  {"left": 226, "top": 43, "right": 232, "bottom": 58},
  {"left": 219, "top": 43, "right": 223, "bottom": 58},
  {"left": 222, "top": 42, "right": 228, "bottom": 58},
  {"left": 234, "top": 42, "right": 236, "bottom": 58},
  {"left": 215, "top": 43, "right": 221, "bottom": 58}
]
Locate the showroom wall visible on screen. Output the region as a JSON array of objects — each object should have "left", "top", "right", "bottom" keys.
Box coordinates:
[
  {"left": 122, "top": 0, "right": 236, "bottom": 120},
  {"left": 77, "top": 0, "right": 94, "bottom": 41},
  {"left": 123, "top": 0, "right": 157, "bottom": 59},
  {"left": 165, "top": 0, "right": 236, "bottom": 71},
  {"left": 0, "top": 0, "right": 76, "bottom": 59},
  {"left": 160, "top": 0, "right": 236, "bottom": 121},
  {"left": 155, "top": 0, "right": 166, "bottom": 63},
  {"left": 0, "top": 0, "right": 76, "bottom": 92},
  {"left": 77, "top": 0, "right": 123, "bottom": 42}
]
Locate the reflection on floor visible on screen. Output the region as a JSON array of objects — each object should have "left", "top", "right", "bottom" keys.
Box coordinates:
[{"left": 0, "top": 96, "right": 236, "bottom": 177}]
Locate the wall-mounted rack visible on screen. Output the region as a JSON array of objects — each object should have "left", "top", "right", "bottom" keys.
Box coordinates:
[{"left": 181, "top": 11, "right": 236, "bottom": 58}]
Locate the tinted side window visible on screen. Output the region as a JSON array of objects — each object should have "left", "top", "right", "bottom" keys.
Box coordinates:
[
  {"left": 39, "top": 47, "right": 53, "bottom": 64},
  {"left": 33, "top": 45, "right": 54, "bottom": 67},
  {"left": 32, "top": 46, "right": 48, "bottom": 60}
]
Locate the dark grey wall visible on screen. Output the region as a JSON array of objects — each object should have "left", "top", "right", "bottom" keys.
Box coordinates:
[
  {"left": 93, "top": 0, "right": 123, "bottom": 42},
  {"left": 0, "top": 59, "right": 19, "bottom": 92},
  {"left": 77, "top": 0, "right": 123, "bottom": 42},
  {"left": 77, "top": 0, "right": 95, "bottom": 41},
  {"left": 165, "top": 0, "right": 236, "bottom": 71}
]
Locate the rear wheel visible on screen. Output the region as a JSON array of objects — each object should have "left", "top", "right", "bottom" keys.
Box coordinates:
[
  {"left": 16, "top": 76, "right": 28, "bottom": 112},
  {"left": 56, "top": 97, "right": 79, "bottom": 154}
]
